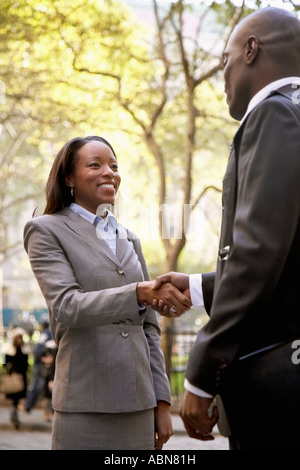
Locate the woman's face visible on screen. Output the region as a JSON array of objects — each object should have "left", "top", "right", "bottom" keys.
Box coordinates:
[
  {"left": 68, "top": 140, "right": 121, "bottom": 214},
  {"left": 13, "top": 334, "right": 23, "bottom": 347}
]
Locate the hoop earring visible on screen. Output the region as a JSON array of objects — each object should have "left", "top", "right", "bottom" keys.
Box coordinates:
[{"left": 71, "top": 187, "right": 74, "bottom": 197}]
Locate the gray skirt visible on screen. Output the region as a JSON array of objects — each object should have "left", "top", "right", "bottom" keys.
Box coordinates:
[{"left": 52, "top": 408, "right": 155, "bottom": 450}]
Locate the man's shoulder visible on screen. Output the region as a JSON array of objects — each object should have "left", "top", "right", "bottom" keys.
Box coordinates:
[
  {"left": 262, "top": 84, "right": 300, "bottom": 112},
  {"left": 273, "top": 83, "right": 300, "bottom": 104},
  {"left": 246, "top": 87, "right": 300, "bottom": 126}
]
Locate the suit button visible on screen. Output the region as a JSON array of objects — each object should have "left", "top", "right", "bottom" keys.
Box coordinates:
[
  {"left": 121, "top": 331, "right": 129, "bottom": 338},
  {"left": 117, "top": 267, "right": 124, "bottom": 274}
]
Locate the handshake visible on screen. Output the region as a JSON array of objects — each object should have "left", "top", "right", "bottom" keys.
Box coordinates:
[{"left": 136, "top": 272, "right": 192, "bottom": 318}]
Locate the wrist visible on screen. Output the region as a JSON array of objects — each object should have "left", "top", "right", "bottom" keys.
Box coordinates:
[
  {"left": 155, "top": 400, "right": 171, "bottom": 410},
  {"left": 136, "top": 281, "right": 152, "bottom": 305}
]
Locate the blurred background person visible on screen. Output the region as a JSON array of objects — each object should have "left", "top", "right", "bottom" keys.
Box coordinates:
[
  {"left": 3, "top": 327, "right": 30, "bottom": 429},
  {"left": 38, "top": 338, "right": 57, "bottom": 422},
  {"left": 23, "top": 320, "right": 52, "bottom": 413}
]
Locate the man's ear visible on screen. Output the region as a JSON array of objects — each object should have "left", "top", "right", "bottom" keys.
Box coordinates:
[{"left": 245, "top": 36, "right": 260, "bottom": 65}]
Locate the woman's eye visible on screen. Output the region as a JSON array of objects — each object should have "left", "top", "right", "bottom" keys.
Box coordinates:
[{"left": 111, "top": 164, "right": 119, "bottom": 171}]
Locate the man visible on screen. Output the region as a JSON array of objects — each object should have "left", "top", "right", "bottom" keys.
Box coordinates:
[{"left": 154, "top": 7, "right": 300, "bottom": 449}]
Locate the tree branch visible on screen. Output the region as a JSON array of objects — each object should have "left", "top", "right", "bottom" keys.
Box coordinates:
[{"left": 192, "top": 185, "right": 222, "bottom": 211}]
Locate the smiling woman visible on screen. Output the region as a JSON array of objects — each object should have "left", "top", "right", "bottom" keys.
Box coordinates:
[
  {"left": 64, "top": 138, "right": 121, "bottom": 214},
  {"left": 43, "top": 136, "right": 119, "bottom": 215},
  {"left": 23, "top": 135, "right": 192, "bottom": 450}
]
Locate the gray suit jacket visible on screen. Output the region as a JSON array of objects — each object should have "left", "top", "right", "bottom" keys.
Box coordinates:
[
  {"left": 24, "top": 207, "right": 171, "bottom": 413},
  {"left": 186, "top": 84, "right": 300, "bottom": 396}
]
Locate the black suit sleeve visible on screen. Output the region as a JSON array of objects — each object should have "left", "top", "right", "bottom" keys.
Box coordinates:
[{"left": 201, "top": 272, "right": 216, "bottom": 315}]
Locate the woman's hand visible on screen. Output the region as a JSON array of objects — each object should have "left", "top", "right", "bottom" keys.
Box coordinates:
[{"left": 154, "top": 401, "right": 173, "bottom": 450}]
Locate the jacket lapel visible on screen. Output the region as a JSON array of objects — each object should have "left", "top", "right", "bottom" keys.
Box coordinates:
[
  {"left": 116, "top": 224, "right": 136, "bottom": 265},
  {"left": 216, "top": 124, "right": 244, "bottom": 283},
  {"left": 63, "top": 208, "right": 121, "bottom": 267}
]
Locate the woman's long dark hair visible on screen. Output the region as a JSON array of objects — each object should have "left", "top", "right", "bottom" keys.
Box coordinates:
[{"left": 43, "top": 136, "right": 116, "bottom": 214}]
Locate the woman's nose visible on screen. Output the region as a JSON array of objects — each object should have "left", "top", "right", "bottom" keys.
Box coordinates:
[{"left": 101, "top": 165, "right": 114, "bottom": 176}]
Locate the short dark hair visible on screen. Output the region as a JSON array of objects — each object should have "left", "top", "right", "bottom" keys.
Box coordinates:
[{"left": 43, "top": 136, "right": 116, "bottom": 214}]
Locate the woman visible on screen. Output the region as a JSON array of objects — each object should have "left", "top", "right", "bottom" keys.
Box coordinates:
[
  {"left": 24, "top": 136, "right": 191, "bottom": 450},
  {"left": 4, "top": 327, "right": 29, "bottom": 429}
]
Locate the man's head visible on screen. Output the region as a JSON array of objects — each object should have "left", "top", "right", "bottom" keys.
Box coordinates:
[{"left": 223, "top": 7, "right": 300, "bottom": 120}]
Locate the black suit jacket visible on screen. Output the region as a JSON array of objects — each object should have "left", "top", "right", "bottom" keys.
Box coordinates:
[{"left": 186, "top": 84, "right": 300, "bottom": 396}]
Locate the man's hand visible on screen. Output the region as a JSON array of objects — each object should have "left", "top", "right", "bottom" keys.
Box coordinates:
[
  {"left": 180, "top": 391, "right": 218, "bottom": 441},
  {"left": 136, "top": 280, "right": 191, "bottom": 316},
  {"left": 151, "top": 272, "right": 191, "bottom": 316},
  {"left": 153, "top": 272, "right": 190, "bottom": 292}
]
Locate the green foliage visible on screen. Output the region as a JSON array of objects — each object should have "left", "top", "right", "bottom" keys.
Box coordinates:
[{"left": 0, "top": 0, "right": 147, "bottom": 256}]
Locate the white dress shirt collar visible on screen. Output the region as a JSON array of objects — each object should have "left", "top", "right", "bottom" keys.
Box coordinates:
[{"left": 240, "top": 76, "right": 300, "bottom": 125}]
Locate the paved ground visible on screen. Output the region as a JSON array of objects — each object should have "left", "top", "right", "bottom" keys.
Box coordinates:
[{"left": 0, "top": 401, "right": 229, "bottom": 451}]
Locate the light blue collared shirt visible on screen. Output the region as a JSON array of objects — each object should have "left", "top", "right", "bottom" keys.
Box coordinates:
[{"left": 70, "top": 203, "right": 117, "bottom": 255}]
